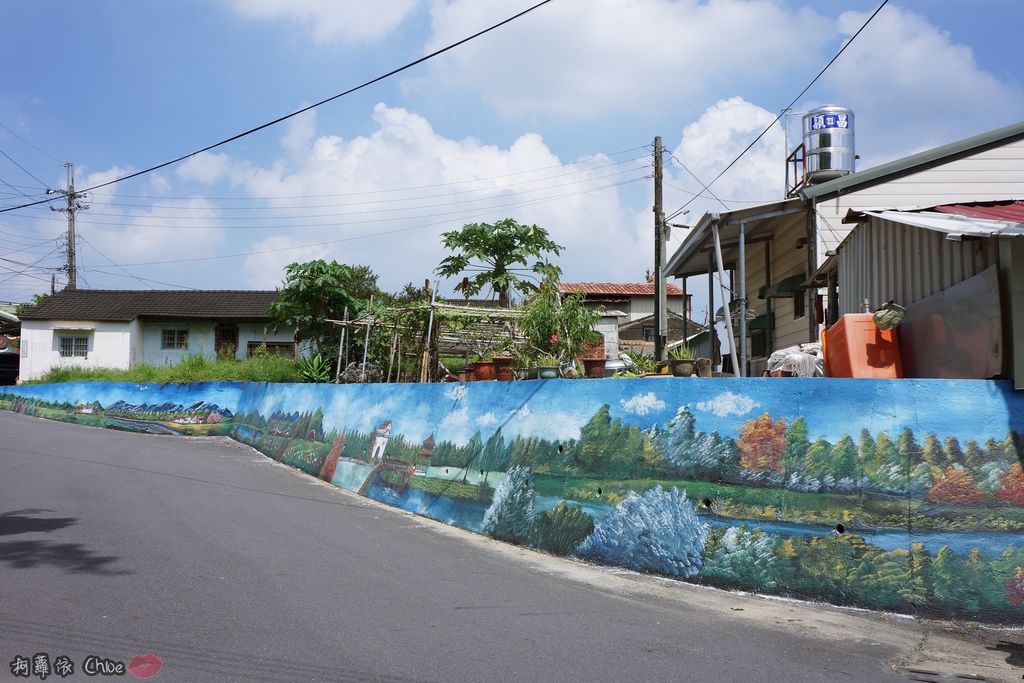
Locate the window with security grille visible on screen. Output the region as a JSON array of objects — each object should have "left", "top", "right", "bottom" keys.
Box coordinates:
[
  {"left": 162, "top": 329, "right": 189, "bottom": 349},
  {"left": 59, "top": 336, "right": 88, "bottom": 357}
]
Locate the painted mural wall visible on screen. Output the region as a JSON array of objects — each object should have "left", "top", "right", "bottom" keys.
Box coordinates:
[{"left": 4, "top": 377, "right": 1024, "bottom": 623}]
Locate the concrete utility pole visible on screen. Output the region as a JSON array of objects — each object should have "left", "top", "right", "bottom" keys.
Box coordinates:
[
  {"left": 48, "top": 163, "right": 88, "bottom": 290},
  {"left": 653, "top": 136, "right": 667, "bottom": 363}
]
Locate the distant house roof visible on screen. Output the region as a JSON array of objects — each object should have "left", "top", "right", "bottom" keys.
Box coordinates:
[
  {"left": 17, "top": 289, "right": 280, "bottom": 322},
  {"left": 557, "top": 282, "right": 685, "bottom": 297}
]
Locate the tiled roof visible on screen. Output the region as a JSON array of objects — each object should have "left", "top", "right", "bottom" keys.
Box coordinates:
[
  {"left": 17, "top": 289, "right": 280, "bottom": 322},
  {"left": 558, "top": 282, "right": 685, "bottom": 296}
]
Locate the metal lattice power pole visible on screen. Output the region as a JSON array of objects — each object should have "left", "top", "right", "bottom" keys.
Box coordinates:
[{"left": 47, "top": 163, "right": 88, "bottom": 290}]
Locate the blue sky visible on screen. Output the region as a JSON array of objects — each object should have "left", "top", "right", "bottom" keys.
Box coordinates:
[{"left": 2, "top": 0, "right": 1022, "bottom": 320}]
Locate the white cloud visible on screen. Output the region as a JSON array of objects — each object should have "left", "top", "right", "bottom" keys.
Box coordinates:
[
  {"left": 178, "top": 103, "right": 647, "bottom": 293},
  {"left": 226, "top": 0, "right": 420, "bottom": 43},
  {"left": 669, "top": 97, "right": 787, "bottom": 213},
  {"left": 424, "top": 0, "right": 830, "bottom": 120},
  {"left": 508, "top": 403, "right": 530, "bottom": 421},
  {"left": 440, "top": 405, "right": 470, "bottom": 434},
  {"left": 619, "top": 391, "right": 665, "bottom": 416},
  {"left": 444, "top": 384, "right": 467, "bottom": 401},
  {"left": 824, "top": 6, "right": 1024, "bottom": 164},
  {"left": 695, "top": 391, "right": 759, "bottom": 417},
  {"left": 504, "top": 402, "right": 585, "bottom": 443}
]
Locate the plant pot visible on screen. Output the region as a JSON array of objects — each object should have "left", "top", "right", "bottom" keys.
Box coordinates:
[
  {"left": 669, "top": 359, "right": 696, "bottom": 377},
  {"left": 472, "top": 360, "right": 496, "bottom": 381},
  {"left": 536, "top": 366, "right": 559, "bottom": 379},
  {"left": 581, "top": 358, "right": 607, "bottom": 379},
  {"left": 492, "top": 355, "right": 514, "bottom": 381}
]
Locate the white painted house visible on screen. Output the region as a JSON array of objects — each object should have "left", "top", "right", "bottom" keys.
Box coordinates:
[
  {"left": 17, "top": 290, "right": 295, "bottom": 381},
  {"left": 667, "top": 120, "right": 1024, "bottom": 378}
]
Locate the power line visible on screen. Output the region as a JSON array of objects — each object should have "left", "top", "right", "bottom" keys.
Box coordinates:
[
  {"left": 674, "top": 0, "right": 890, "bottom": 214},
  {"left": 0, "top": 0, "right": 556, "bottom": 216},
  {"left": 0, "top": 122, "right": 63, "bottom": 163}
]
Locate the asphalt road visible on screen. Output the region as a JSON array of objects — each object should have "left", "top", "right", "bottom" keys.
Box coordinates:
[{"left": 1, "top": 410, "right": 1020, "bottom": 682}]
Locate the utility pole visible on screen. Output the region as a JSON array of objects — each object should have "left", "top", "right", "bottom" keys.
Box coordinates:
[
  {"left": 653, "top": 136, "right": 667, "bottom": 364},
  {"left": 48, "top": 162, "right": 88, "bottom": 290}
]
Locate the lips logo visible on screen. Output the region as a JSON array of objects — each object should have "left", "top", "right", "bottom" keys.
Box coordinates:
[{"left": 128, "top": 653, "right": 162, "bottom": 679}]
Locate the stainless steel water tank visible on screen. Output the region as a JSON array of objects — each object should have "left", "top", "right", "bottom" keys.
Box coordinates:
[{"left": 802, "top": 106, "right": 855, "bottom": 184}]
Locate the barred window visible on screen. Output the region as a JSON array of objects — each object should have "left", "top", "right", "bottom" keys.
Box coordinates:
[
  {"left": 58, "top": 336, "right": 88, "bottom": 357},
  {"left": 162, "top": 329, "right": 189, "bottom": 349}
]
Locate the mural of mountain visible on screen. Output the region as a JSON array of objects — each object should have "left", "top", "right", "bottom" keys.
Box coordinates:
[{"left": 106, "top": 399, "right": 233, "bottom": 419}]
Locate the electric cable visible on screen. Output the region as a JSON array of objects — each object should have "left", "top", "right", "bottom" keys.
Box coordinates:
[
  {"left": 0, "top": 0, "right": 557, "bottom": 214},
  {"left": 671, "top": 0, "right": 890, "bottom": 215}
]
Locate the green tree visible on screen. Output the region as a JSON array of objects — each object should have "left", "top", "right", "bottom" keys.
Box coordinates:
[
  {"left": 964, "top": 439, "right": 985, "bottom": 473},
  {"left": 267, "top": 260, "right": 361, "bottom": 358},
  {"left": 830, "top": 434, "right": 860, "bottom": 482},
  {"left": 923, "top": 432, "right": 945, "bottom": 469},
  {"left": 858, "top": 428, "right": 877, "bottom": 479},
  {"left": 15, "top": 293, "right": 49, "bottom": 316},
  {"left": 784, "top": 416, "right": 810, "bottom": 478},
  {"left": 435, "top": 218, "right": 563, "bottom": 307},
  {"left": 803, "top": 437, "right": 835, "bottom": 480},
  {"left": 944, "top": 436, "right": 966, "bottom": 469},
  {"left": 898, "top": 427, "right": 923, "bottom": 466},
  {"left": 531, "top": 502, "right": 595, "bottom": 556}
]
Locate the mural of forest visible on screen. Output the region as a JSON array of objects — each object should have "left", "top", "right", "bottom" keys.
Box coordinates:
[{"left": 4, "top": 377, "right": 1024, "bottom": 622}]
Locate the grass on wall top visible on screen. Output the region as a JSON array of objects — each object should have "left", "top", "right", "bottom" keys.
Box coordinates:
[{"left": 35, "top": 351, "right": 302, "bottom": 384}]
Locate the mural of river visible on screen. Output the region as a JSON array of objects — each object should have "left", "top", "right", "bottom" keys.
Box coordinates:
[{"left": 5, "top": 376, "right": 1024, "bottom": 622}]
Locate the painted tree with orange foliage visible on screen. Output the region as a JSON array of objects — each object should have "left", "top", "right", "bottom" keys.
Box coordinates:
[
  {"left": 1006, "top": 567, "right": 1024, "bottom": 606},
  {"left": 995, "top": 464, "right": 1024, "bottom": 506},
  {"left": 927, "top": 466, "right": 986, "bottom": 505},
  {"left": 737, "top": 413, "right": 788, "bottom": 474}
]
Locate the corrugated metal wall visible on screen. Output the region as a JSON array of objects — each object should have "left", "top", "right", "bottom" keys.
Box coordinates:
[{"left": 837, "top": 218, "right": 1000, "bottom": 314}]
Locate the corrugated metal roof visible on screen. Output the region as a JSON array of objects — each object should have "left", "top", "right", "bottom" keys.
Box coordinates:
[
  {"left": 17, "top": 289, "right": 280, "bottom": 322},
  {"left": 558, "top": 282, "right": 684, "bottom": 296},
  {"left": 934, "top": 200, "right": 1024, "bottom": 222},
  {"left": 860, "top": 209, "right": 1024, "bottom": 239}
]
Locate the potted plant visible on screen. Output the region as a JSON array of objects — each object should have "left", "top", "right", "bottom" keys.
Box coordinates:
[
  {"left": 517, "top": 283, "right": 602, "bottom": 379},
  {"left": 511, "top": 353, "right": 531, "bottom": 380},
  {"left": 579, "top": 331, "right": 607, "bottom": 378},
  {"left": 536, "top": 354, "right": 560, "bottom": 379},
  {"left": 668, "top": 343, "right": 697, "bottom": 377},
  {"left": 491, "top": 337, "right": 516, "bottom": 381},
  {"left": 471, "top": 354, "right": 496, "bottom": 381}
]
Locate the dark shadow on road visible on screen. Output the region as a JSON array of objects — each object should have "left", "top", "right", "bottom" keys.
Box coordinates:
[
  {"left": 0, "top": 540, "right": 130, "bottom": 575},
  {"left": 987, "top": 639, "right": 1024, "bottom": 667},
  {"left": 0, "top": 509, "right": 77, "bottom": 536}
]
